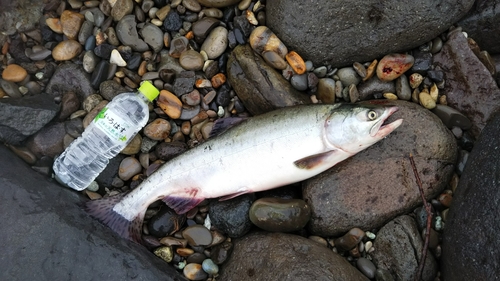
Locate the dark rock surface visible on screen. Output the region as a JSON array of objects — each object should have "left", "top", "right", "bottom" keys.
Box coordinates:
[
  {"left": 0, "top": 94, "right": 59, "bottom": 145},
  {"left": 227, "top": 44, "right": 310, "bottom": 116},
  {"left": 209, "top": 193, "right": 255, "bottom": 238},
  {"left": 219, "top": 232, "right": 369, "bottom": 281},
  {"left": 303, "top": 100, "right": 457, "bottom": 236},
  {"left": 372, "top": 215, "right": 437, "bottom": 281},
  {"left": 0, "top": 144, "right": 186, "bottom": 281},
  {"left": 433, "top": 29, "right": 500, "bottom": 139},
  {"left": 266, "top": 0, "right": 474, "bottom": 67},
  {"left": 441, "top": 110, "right": 500, "bottom": 281},
  {"left": 45, "top": 62, "right": 96, "bottom": 101},
  {"left": 458, "top": 0, "right": 500, "bottom": 55}
]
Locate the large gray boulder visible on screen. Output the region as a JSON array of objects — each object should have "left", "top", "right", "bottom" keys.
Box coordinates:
[
  {"left": 266, "top": 0, "right": 474, "bottom": 67},
  {"left": 441, "top": 110, "right": 500, "bottom": 281},
  {"left": 0, "top": 144, "right": 186, "bottom": 281}
]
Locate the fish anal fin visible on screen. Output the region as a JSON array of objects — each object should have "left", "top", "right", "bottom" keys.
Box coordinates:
[
  {"left": 294, "top": 150, "right": 337, "bottom": 170},
  {"left": 85, "top": 193, "right": 145, "bottom": 244},
  {"left": 209, "top": 116, "right": 248, "bottom": 138},
  {"left": 162, "top": 187, "right": 205, "bottom": 214},
  {"left": 219, "top": 189, "right": 251, "bottom": 201}
]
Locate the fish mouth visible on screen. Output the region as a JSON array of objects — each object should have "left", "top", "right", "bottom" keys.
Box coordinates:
[{"left": 373, "top": 106, "right": 403, "bottom": 138}]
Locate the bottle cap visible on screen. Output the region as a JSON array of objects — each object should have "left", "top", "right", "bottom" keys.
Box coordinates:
[{"left": 138, "top": 81, "right": 160, "bottom": 101}]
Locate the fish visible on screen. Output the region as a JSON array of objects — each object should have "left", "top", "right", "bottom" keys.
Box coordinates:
[{"left": 85, "top": 103, "right": 403, "bottom": 243}]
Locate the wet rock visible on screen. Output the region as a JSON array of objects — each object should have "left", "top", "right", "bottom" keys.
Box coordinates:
[
  {"left": 148, "top": 206, "right": 187, "bottom": 237},
  {"left": 433, "top": 30, "right": 500, "bottom": 139},
  {"left": 45, "top": 63, "right": 96, "bottom": 100},
  {"left": 192, "top": 17, "right": 220, "bottom": 40},
  {"left": 183, "top": 263, "right": 207, "bottom": 280},
  {"left": 0, "top": 94, "right": 59, "bottom": 145},
  {"left": 227, "top": 44, "right": 310, "bottom": 115},
  {"left": 316, "top": 78, "right": 337, "bottom": 103},
  {"left": 200, "top": 26, "right": 228, "bottom": 60},
  {"left": 458, "top": 1, "right": 500, "bottom": 55},
  {"left": 99, "top": 80, "right": 128, "bottom": 101},
  {"left": 173, "top": 71, "right": 196, "bottom": 97},
  {"left": 357, "top": 76, "right": 396, "bottom": 100},
  {"left": 209, "top": 193, "right": 254, "bottom": 238},
  {"left": 372, "top": 215, "right": 437, "bottom": 281},
  {"left": 334, "top": 228, "right": 365, "bottom": 252},
  {"left": 0, "top": 78, "right": 22, "bottom": 98},
  {"left": 52, "top": 40, "right": 83, "bottom": 61},
  {"left": 25, "top": 122, "right": 66, "bottom": 158},
  {"left": 116, "top": 15, "right": 149, "bottom": 52},
  {"left": 304, "top": 101, "right": 457, "bottom": 236},
  {"left": 144, "top": 118, "right": 171, "bottom": 141},
  {"left": 60, "top": 10, "right": 85, "bottom": 40},
  {"left": 118, "top": 157, "right": 142, "bottom": 181},
  {"left": 219, "top": 232, "right": 369, "bottom": 281},
  {"left": 441, "top": 110, "right": 500, "bottom": 281},
  {"left": 266, "top": 0, "right": 474, "bottom": 67},
  {"left": 155, "top": 141, "right": 188, "bottom": 161},
  {"left": 182, "top": 225, "right": 213, "bottom": 247},
  {"left": 249, "top": 198, "right": 311, "bottom": 233},
  {"left": 377, "top": 53, "right": 414, "bottom": 82},
  {"left": 2, "top": 64, "right": 28, "bottom": 82},
  {"left": 0, "top": 145, "right": 184, "bottom": 281},
  {"left": 139, "top": 23, "right": 164, "bottom": 53}
]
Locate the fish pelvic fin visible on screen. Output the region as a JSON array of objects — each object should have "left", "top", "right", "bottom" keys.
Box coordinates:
[
  {"left": 162, "top": 196, "right": 205, "bottom": 214},
  {"left": 294, "top": 150, "right": 338, "bottom": 170},
  {"left": 85, "top": 193, "right": 145, "bottom": 244}
]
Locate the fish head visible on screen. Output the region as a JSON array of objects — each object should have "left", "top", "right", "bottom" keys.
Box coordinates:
[{"left": 324, "top": 104, "right": 403, "bottom": 154}]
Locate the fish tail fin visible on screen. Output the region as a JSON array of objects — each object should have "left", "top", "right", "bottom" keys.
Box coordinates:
[{"left": 85, "top": 193, "right": 145, "bottom": 244}]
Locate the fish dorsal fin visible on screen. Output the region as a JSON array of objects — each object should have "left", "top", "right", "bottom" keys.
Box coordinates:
[
  {"left": 294, "top": 150, "right": 337, "bottom": 170},
  {"left": 209, "top": 116, "right": 248, "bottom": 138}
]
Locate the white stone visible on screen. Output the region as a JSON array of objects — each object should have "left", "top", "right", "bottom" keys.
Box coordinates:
[{"left": 110, "top": 49, "right": 127, "bottom": 67}]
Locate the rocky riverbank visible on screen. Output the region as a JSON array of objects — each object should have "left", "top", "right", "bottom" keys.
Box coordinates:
[{"left": 1, "top": 0, "right": 500, "bottom": 280}]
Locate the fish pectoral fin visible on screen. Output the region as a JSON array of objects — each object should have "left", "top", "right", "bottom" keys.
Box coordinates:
[
  {"left": 219, "top": 188, "right": 251, "bottom": 201},
  {"left": 294, "top": 150, "right": 338, "bottom": 170},
  {"left": 162, "top": 188, "right": 205, "bottom": 214}
]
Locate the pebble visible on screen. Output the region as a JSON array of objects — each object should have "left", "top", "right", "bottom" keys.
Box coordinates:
[
  {"left": 183, "top": 0, "right": 202, "bottom": 12},
  {"left": 337, "top": 67, "right": 361, "bottom": 87},
  {"left": 262, "top": 51, "right": 287, "bottom": 70},
  {"left": 201, "top": 26, "right": 228, "bottom": 59},
  {"left": 349, "top": 84, "right": 360, "bottom": 103},
  {"left": 182, "top": 225, "right": 213, "bottom": 247},
  {"left": 419, "top": 89, "right": 436, "bottom": 109},
  {"left": 409, "top": 72, "right": 424, "bottom": 89},
  {"left": 118, "top": 157, "right": 142, "bottom": 181},
  {"left": 249, "top": 26, "right": 287, "bottom": 58},
  {"left": 430, "top": 83, "right": 439, "bottom": 101},
  {"left": 383, "top": 92, "right": 398, "bottom": 100},
  {"left": 116, "top": 15, "right": 149, "bottom": 52},
  {"left": 109, "top": 49, "right": 126, "bottom": 66},
  {"left": 375, "top": 268, "right": 395, "bottom": 281},
  {"left": 148, "top": 206, "right": 186, "bottom": 237},
  {"left": 249, "top": 198, "right": 311, "bottom": 232},
  {"left": 313, "top": 66, "right": 327, "bottom": 78},
  {"left": 179, "top": 50, "right": 204, "bottom": 71},
  {"left": 155, "top": 141, "right": 187, "bottom": 161},
  {"left": 60, "top": 10, "right": 85, "bottom": 40},
  {"left": 376, "top": 53, "right": 414, "bottom": 82},
  {"left": 363, "top": 59, "right": 377, "bottom": 81},
  {"left": 182, "top": 90, "right": 201, "bottom": 106},
  {"left": 202, "top": 259, "right": 219, "bottom": 275},
  {"left": 210, "top": 73, "right": 226, "bottom": 88},
  {"left": 198, "top": 0, "right": 240, "bottom": 8},
  {"left": 431, "top": 104, "right": 472, "bottom": 130},
  {"left": 285, "top": 51, "right": 306, "bottom": 75},
  {"left": 154, "top": 246, "right": 174, "bottom": 263},
  {"left": 183, "top": 263, "right": 207, "bottom": 280},
  {"left": 192, "top": 17, "right": 220, "bottom": 40},
  {"left": 28, "top": 48, "right": 52, "bottom": 61},
  {"left": 121, "top": 135, "right": 140, "bottom": 156},
  {"left": 353, "top": 62, "right": 367, "bottom": 78},
  {"left": 210, "top": 239, "right": 233, "bottom": 264},
  {"left": 395, "top": 74, "right": 411, "bottom": 100},
  {"left": 2, "top": 64, "right": 28, "bottom": 82},
  {"left": 160, "top": 236, "right": 189, "bottom": 247},
  {"left": 308, "top": 235, "right": 328, "bottom": 247},
  {"left": 94, "top": 44, "right": 114, "bottom": 59},
  {"left": 139, "top": 23, "right": 164, "bottom": 53},
  {"left": 357, "top": 257, "right": 376, "bottom": 279},
  {"left": 177, "top": 248, "right": 195, "bottom": 257},
  {"left": 169, "top": 37, "right": 190, "bottom": 58},
  {"left": 163, "top": 11, "right": 183, "bottom": 32},
  {"left": 157, "top": 90, "right": 182, "bottom": 119},
  {"left": 144, "top": 118, "right": 171, "bottom": 141},
  {"left": 52, "top": 40, "right": 82, "bottom": 61},
  {"left": 290, "top": 74, "right": 308, "bottom": 91},
  {"left": 334, "top": 227, "right": 365, "bottom": 252},
  {"left": 111, "top": 0, "right": 134, "bottom": 21},
  {"left": 317, "top": 78, "right": 339, "bottom": 102}
]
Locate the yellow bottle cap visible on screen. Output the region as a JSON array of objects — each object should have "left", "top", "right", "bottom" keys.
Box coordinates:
[{"left": 138, "top": 81, "right": 160, "bottom": 101}]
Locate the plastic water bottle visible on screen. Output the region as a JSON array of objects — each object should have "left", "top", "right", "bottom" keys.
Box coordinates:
[{"left": 53, "top": 81, "right": 160, "bottom": 191}]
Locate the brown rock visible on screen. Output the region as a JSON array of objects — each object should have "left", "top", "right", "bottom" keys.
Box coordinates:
[
  {"left": 144, "top": 118, "right": 171, "bottom": 141},
  {"left": 25, "top": 122, "right": 66, "bottom": 158},
  {"left": 376, "top": 53, "right": 414, "bottom": 82},
  {"left": 58, "top": 91, "right": 80, "bottom": 120},
  {"left": 433, "top": 30, "right": 500, "bottom": 139},
  {"left": 210, "top": 73, "right": 226, "bottom": 88},
  {"left": 219, "top": 232, "right": 369, "bottom": 281},
  {"left": 60, "top": 10, "right": 85, "bottom": 40},
  {"left": 227, "top": 44, "right": 310, "bottom": 115},
  {"left": 111, "top": 0, "right": 134, "bottom": 21},
  {"left": 303, "top": 100, "right": 457, "bottom": 236},
  {"left": 157, "top": 90, "right": 182, "bottom": 119},
  {"left": 46, "top": 18, "right": 63, "bottom": 34},
  {"left": 2, "top": 64, "right": 28, "bottom": 82},
  {"left": 52, "top": 40, "right": 82, "bottom": 61},
  {"left": 121, "top": 134, "right": 142, "bottom": 155},
  {"left": 249, "top": 26, "right": 288, "bottom": 58},
  {"left": 285, "top": 51, "right": 306, "bottom": 75}
]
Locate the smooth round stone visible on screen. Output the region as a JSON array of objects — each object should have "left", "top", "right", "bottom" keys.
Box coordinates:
[
  {"left": 105, "top": 27, "right": 120, "bottom": 46},
  {"left": 180, "top": 105, "right": 201, "bottom": 120},
  {"left": 308, "top": 235, "right": 328, "bottom": 247},
  {"left": 376, "top": 53, "right": 415, "bottom": 82},
  {"left": 249, "top": 198, "right": 311, "bottom": 233},
  {"left": 249, "top": 26, "right": 287, "bottom": 58},
  {"left": 143, "top": 118, "right": 171, "bottom": 141},
  {"left": 111, "top": 0, "right": 134, "bottom": 21},
  {"left": 200, "top": 26, "right": 228, "bottom": 59},
  {"left": 395, "top": 74, "right": 411, "bottom": 100},
  {"left": 182, "top": 90, "right": 201, "bottom": 106},
  {"left": 120, "top": 134, "right": 141, "bottom": 155},
  {"left": 290, "top": 74, "right": 308, "bottom": 91},
  {"left": 116, "top": 15, "right": 149, "bottom": 52},
  {"left": 179, "top": 50, "right": 204, "bottom": 71},
  {"left": 353, "top": 62, "right": 367, "bottom": 78},
  {"left": 118, "top": 157, "right": 142, "bottom": 181},
  {"left": 84, "top": 35, "right": 96, "bottom": 51},
  {"left": 419, "top": 90, "right": 436, "bottom": 109},
  {"left": 157, "top": 90, "right": 182, "bottom": 119},
  {"left": 148, "top": 207, "right": 186, "bottom": 237},
  {"left": 182, "top": 225, "right": 213, "bottom": 247},
  {"left": 90, "top": 60, "right": 110, "bottom": 89},
  {"left": 337, "top": 67, "right": 361, "bottom": 87},
  {"left": 202, "top": 8, "right": 223, "bottom": 18},
  {"left": 210, "top": 73, "right": 226, "bottom": 89},
  {"left": 285, "top": 51, "right": 306, "bottom": 75},
  {"left": 155, "top": 141, "right": 187, "bottom": 161},
  {"left": 334, "top": 227, "right": 365, "bottom": 252},
  {"left": 29, "top": 48, "right": 52, "bottom": 61},
  {"left": 197, "top": 0, "right": 240, "bottom": 8},
  {"left": 109, "top": 49, "right": 127, "bottom": 66},
  {"left": 2, "top": 64, "right": 28, "bottom": 82},
  {"left": 202, "top": 259, "right": 219, "bottom": 275},
  {"left": 139, "top": 23, "right": 164, "bottom": 53},
  {"left": 431, "top": 104, "right": 472, "bottom": 130},
  {"left": 25, "top": 81, "right": 42, "bottom": 95},
  {"left": 357, "top": 257, "right": 376, "bottom": 279},
  {"left": 86, "top": 8, "right": 105, "bottom": 27},
  {"left": 313, "top": 66, "right": 327, "bottom": 78},
  {"left": 262, "top": 50, "right": 287, "bottom": 70},
  {"left": 60, "top": 10, "right": 85, "bottom": 40},
  {"left": 192, "top": 17, "right": 220, "bottom": 40},
  {"left": 78, "top": 21, "right": 93, "bottom": 45},
  {"left": 182, "top": 0, "right": 201, "bottom": 12},
  {"left": 169, "top": 36, "right": 190, "bottom": 58},
  {"left": 52, "top": 40, "right": 82, "bottom": 61},
  {"left": 183, "top": 263, "right": 207, "bottom": 280}
]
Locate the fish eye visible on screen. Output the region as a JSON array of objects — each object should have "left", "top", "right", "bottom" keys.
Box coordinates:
[{"left": 367, "top": 110, "right": 378, "bottom": 120}]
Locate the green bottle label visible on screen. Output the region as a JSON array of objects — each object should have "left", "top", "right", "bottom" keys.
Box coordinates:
[{"left": 94, "top": 107, "right": 135, "bottom": 143}]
